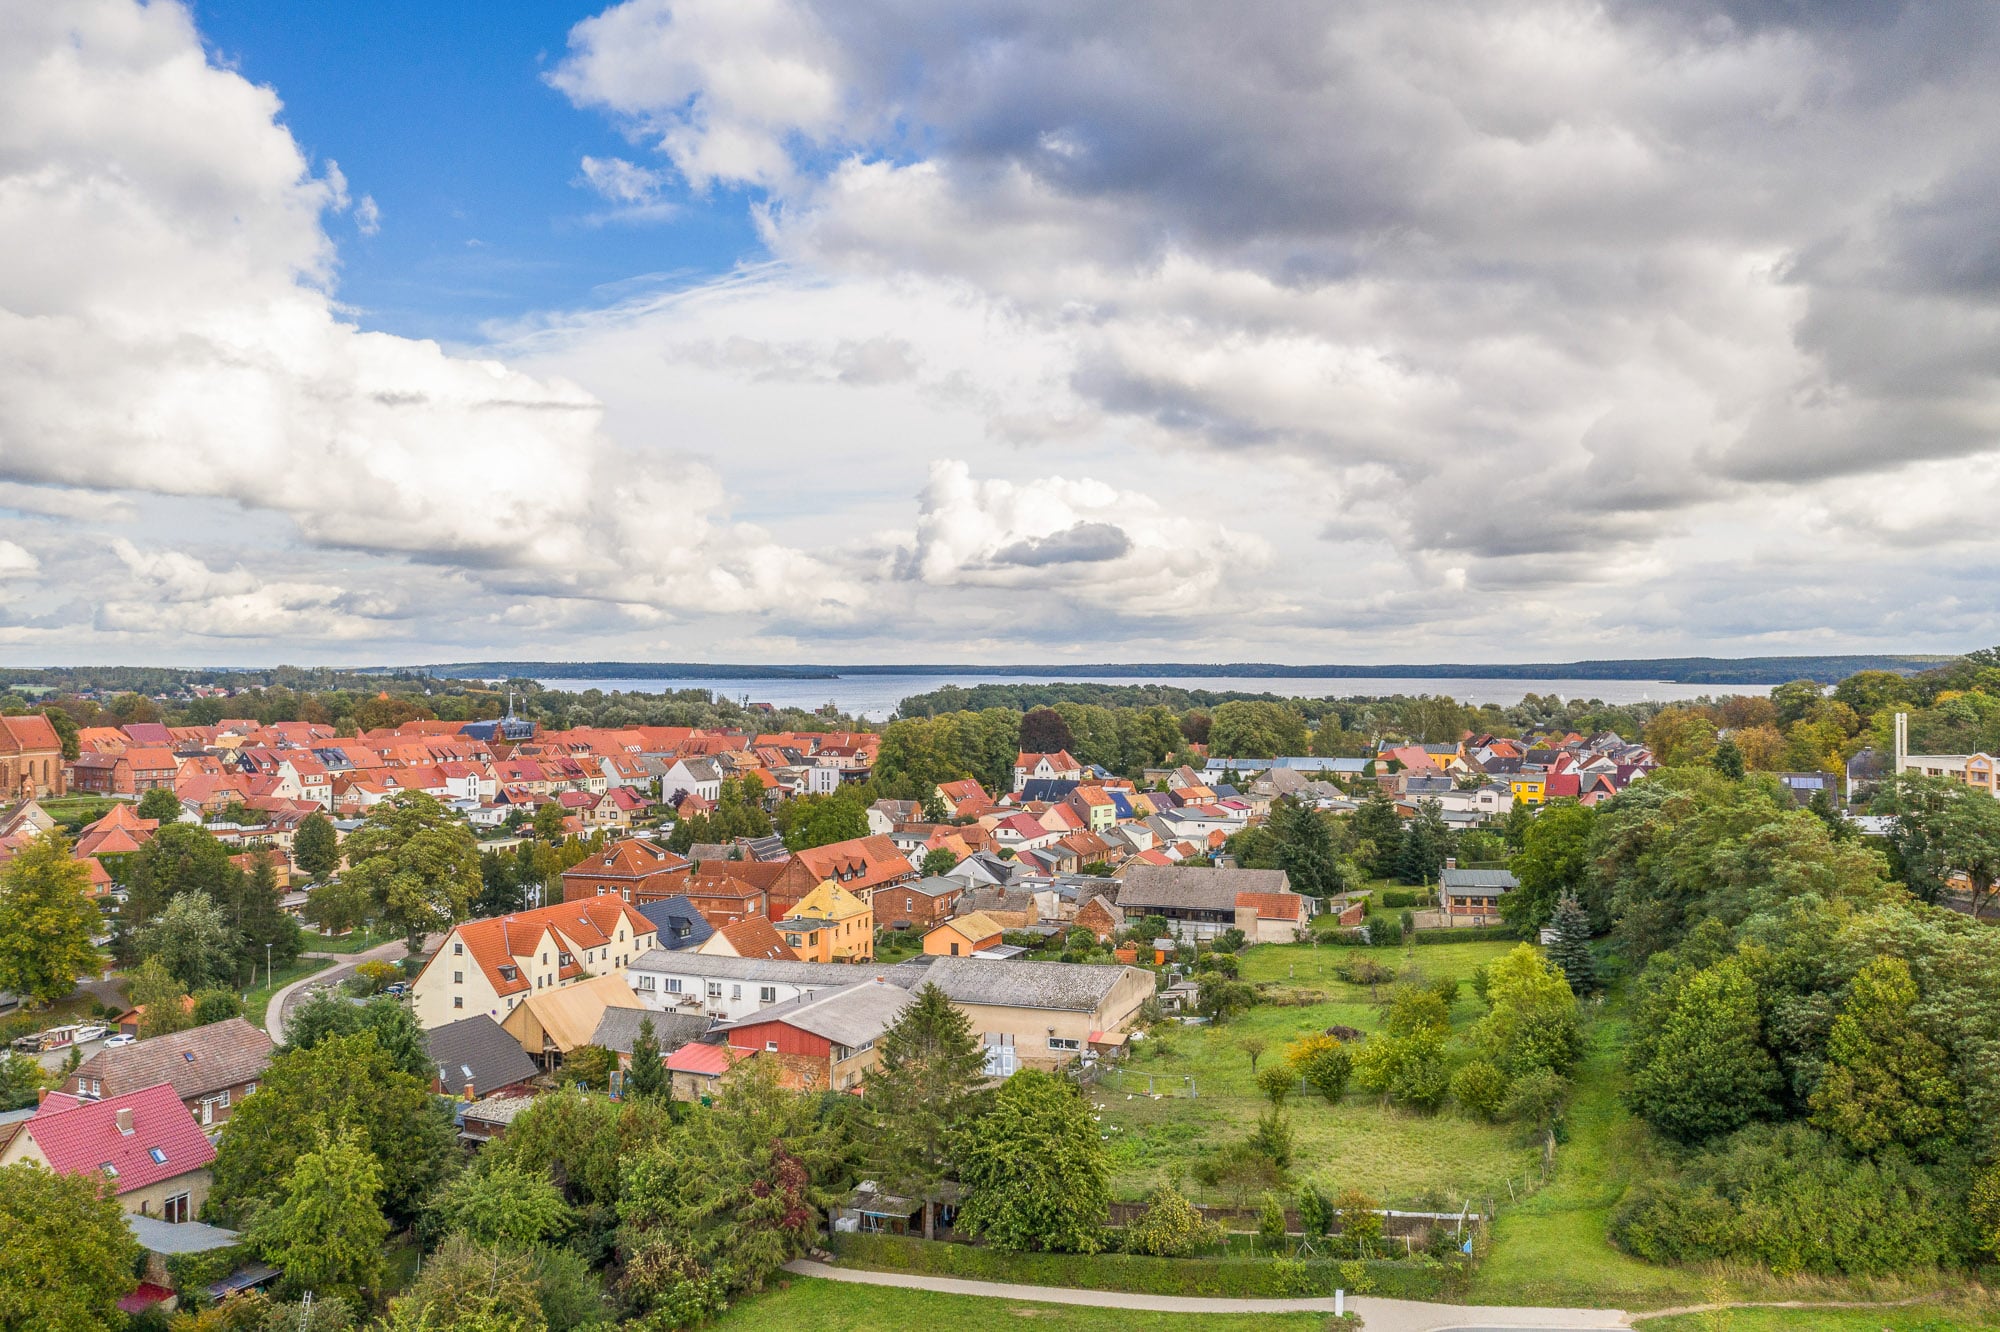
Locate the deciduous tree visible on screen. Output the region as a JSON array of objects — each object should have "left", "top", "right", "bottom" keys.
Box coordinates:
[
  {"left": 955, "top": 1069, "right": 1110, "bottom": 1253},
  {"left": 339, "top": 793, "right": 479, "bottom": 953},
  {"left": 292, "top": 811, "right": 340, "bottom": 883},
  {"left": 0, "top": 1162, "right": 140, "bottom": 1330},
  {"left": 865, "top": 982, "right": 989, "bottom": 1239},
  {"left": 0, "top": 831, "right": 102, "bottom": 1006},
  {"left": 249, "top": 1125, "right": 388, "bottom": 1304}
]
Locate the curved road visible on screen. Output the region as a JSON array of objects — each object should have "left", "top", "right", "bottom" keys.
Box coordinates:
[
  {"left": 264, "top": 939, "right": 416, "bottom": 1044},
  {"left": 781, "top": 1260, "right": 1629, "bottom": 1331}
]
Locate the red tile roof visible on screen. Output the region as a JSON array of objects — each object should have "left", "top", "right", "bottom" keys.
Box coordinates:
[
  {"left": 1236, "top": 891, "right": 1302, "bottom": 921},
  {"left": 791, "top": 835, "right": 914, "bottom": 892},
  {"left": 441, "top": 898, "right": 656, "bottom": 998},
  {"left": 25, "top": 1083, "right": 215, "bottom": 1195}
]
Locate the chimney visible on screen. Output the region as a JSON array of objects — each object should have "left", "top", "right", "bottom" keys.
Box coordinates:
[
  {"left": 464, "top": 1083, "right": 477, "bottom": 1101},
  {"left": 1444, "top": 857, "right": 1457, "bottom": 870},
  {"left": 115, "top": 1107, "right": 133, "bottom": 1135},
  {"left": 36, "top": 1088, "right": 49, "bottom": 1106}
]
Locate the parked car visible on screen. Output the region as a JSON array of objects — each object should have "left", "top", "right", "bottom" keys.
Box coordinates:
[
  {"left": 100, "top": 1034, "right": 136, "bottom": 1049},
  {"left": 382, "top": 982, "right": 408, "bottom": 997},
  {"left": 71, "top": 1024, "right": 108, "bottom": 1043}
]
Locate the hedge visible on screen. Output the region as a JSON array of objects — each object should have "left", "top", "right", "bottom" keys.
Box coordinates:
[
  {"left": 1375, "top": 889, "right": 1423, "bottom": 909},
  {"left": 828, "top": 1232, "right": 1455, "bottom": 1300},
  {"left": 1414, "top": 925, "right": 1521, "bottom": 944}
]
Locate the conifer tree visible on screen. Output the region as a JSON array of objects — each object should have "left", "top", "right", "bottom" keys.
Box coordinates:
[
  {"left": 866, "top": 982, "right": 989, "bottom": 1239},
  {"left": 1546, "top": 894, "right": 1598, "bottom": 995},
  {"left": 626, "top": 1015, "right": 667, "bottom": 1099}
]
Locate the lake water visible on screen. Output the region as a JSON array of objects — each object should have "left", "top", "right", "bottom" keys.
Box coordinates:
[{"left": 531, "top": 674, "right": 1768, "bottom": 723}]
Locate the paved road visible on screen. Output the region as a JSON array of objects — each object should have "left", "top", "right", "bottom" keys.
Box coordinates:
[
  {"left": 780, "top": 1260, "right": 1629, "bottom": 1331},
  {"left": 265, "top": 939, "right": 415, "bottom": 1043}
]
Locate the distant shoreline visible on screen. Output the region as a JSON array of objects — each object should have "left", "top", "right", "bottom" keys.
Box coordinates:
[{"left": 406, "top": 653, "right": 1947, "bottom": 686}]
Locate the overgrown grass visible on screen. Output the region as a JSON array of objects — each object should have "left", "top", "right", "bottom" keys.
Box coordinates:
[
  {"left": 242, "top": 956, "right": 334, "bottom": 1030},
  {"left": 302, "top": 928, "right": 400, "bottom": 955},
  {"left": 38, "top": 795, "right": 123, "bottom": 832},
  {"left": 1099, "top": 938, "right": 1534, "bottom": 1208},
  {"left": 711, "top": 1278, "right": 1337, "bottom": 1331},
  {"left": 829, "top": 1233, "right": 1451, "bottom": 1300}
]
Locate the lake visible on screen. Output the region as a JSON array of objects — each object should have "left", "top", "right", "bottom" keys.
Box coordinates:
[{"left": 530, "top": 674, "right": 1768, "bottom": 723}]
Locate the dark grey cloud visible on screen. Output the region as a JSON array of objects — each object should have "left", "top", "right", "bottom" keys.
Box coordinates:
[{"left": 991, "top": 520, "right": 1132, "bottom": 567}]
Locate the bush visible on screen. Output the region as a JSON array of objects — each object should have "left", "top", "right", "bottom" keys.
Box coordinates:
[
  {"left": 1297, "top": 1183, "right": 1333, "bottom": 1239},
  {"left": 1338, "top": 957, "right": 1396, "bottom": 987},
  {"left": 1258, "top": 1192, "right": 1289, "bottom": 1253},
  {"left": 1367, "top": 913, "right": 1402, "bottom": 947},
  {"left": 1256, "top": 1063, "right": 1296, "bottom": 1106},
  {"left": 1212, "top": 928, "right": 1247, "bottom": 954},
  {"left": 1246, "top": 1108, "right": 1295, "bottom": 1169},
  {"left": 354, "top": 959, "right": 401, "bottom": 995},
  {"left": 1416, "top": 925, "right": 1519, "bottom": 945},
  {"left": 1499, "top": 1069, "right": 1569, "bottom": 1131},
  {"left": 1608, "top": 1124, "right": 1966, "bottom": 1275},
  {"left": 1123, "top": 1186, "right": 1224, "bottom": 1258},
  {"left": 1288, "top": 1036, "right": 1352, "bottom": 1103},
  {"left": 1450, "top": 1060, "right": 1508, "bottom": 1121},
  {"left": 1334, "top": 1188, "right": 1383, "bottom": 1244},
  {"left": 1376, "top": 889, "right": 1420, "bottom": 909},
  {"left": 1194, "top": 952, "right": 1240, "bottom": 978}
]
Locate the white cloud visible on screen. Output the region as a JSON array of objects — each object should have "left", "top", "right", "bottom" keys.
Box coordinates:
[
  {"left": 354, "top": 193, "right": 380, "bottom": 236},
  {"left": 0, "top": 541, "right": 38, "bottom": 578},
  {"left": 578, "top": 154, "right": 668, "bottom": 204}
]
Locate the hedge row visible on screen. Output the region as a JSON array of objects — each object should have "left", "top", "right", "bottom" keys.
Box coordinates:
[
  {"left": 828, "top": 1232, "right": 1454, "bottom": 1301},
  {"left": 1414, "top": 925, "right": 1522, "bottom": 944}
]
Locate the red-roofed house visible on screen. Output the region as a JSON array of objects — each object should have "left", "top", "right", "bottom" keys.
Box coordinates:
[
  {"left": 765, "top": 835, "right": 916, "bottom": 917},
  {"left": 1012, "top": 750, "right": 1082, "bottom": 792},
  {"left": 558, "top": 837, "right": 691, "bottom": 904},
  {"left": 934, "top": 778, "right": 991, "bottom": 817},
  {"left": 696, "top": 916, "right": 800, "bottom": 962},
  {"left": 1236, "top": 891, "right": 1307, "bottom": 944},
  {"left": 0, "top": 1084, "right": 215, "bottom": 1220},
  {"left": 73, "top": 803, "right": 160, "bottom": 859},
  {"left": 412, "top": 898, "right": 657, "bottom": 1028}
]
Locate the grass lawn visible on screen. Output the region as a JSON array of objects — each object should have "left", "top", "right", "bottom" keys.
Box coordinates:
[
  {"left": 242, "top": 956, "right": 334, "bottom": 1029},
  {"left": 1096, "top": 938, "right": 1538, "bottom": 1208},
  {"left": 1635, "top": 1305, "right": 2000, "bottom": 1331},
  {"left": 38, "top": 795, "right": 123, "bottom": 831},
  {"left": 711, "top": 1278, "right": 1332, "bottom": 1331}
]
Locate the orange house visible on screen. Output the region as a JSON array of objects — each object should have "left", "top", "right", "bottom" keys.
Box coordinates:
[{"left": 922, "top": 911, "right": 1005, "bottom": 958}]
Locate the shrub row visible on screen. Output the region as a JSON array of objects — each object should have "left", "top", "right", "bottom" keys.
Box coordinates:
[
  {"left": 1414, "top": 925, "right": 1521, "bottom": 944},
  {"left": 828, "top": 1232, "right": 1453, "bottom": 1301}
]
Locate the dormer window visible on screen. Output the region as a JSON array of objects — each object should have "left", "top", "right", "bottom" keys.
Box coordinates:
[{"left": 149, "top": 1147, "right": 168, "bottom": 1164}]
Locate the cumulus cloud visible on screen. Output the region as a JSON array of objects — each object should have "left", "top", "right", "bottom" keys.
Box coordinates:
[
  {"left": 0, "top": 542, "right": 38, "bottom": 578},
  {"left": 542, "top": 0, "right": 2000, "bottom": 651},
  {"left": 0, "top": 0, "right": 855, "bottom": 652}
]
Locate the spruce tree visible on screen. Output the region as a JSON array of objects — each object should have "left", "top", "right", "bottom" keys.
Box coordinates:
[
  {"left": 866, "top": 982, "right": 989, "bottom": 1239},
  {"left": 626, "top": 1015, "right": 667, "bottom": 1099},
  {"left": 1546, "top": 894, "right": 1598, "bottom": 995},
  {"left": 1272, "top": 797, "right": 1344, "bottom": 898},
  {"left": 1396, "top": 799, "right": 1450, "bottom": 886}
]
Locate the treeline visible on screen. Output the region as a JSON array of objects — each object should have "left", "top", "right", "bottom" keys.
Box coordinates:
[{"left": 1501, "top": 764, "right": 2000, "bottom": 1277}]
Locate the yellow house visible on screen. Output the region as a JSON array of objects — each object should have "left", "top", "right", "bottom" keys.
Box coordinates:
[
  {"left": 924, "top": 911, "right": 1006, "bottom": 957},
  {"left": 782, "top": 880, "right": 874, "bottom": 962},
  {"left": 1508, "top": 774, "right": 1547, "bottom": 806}
]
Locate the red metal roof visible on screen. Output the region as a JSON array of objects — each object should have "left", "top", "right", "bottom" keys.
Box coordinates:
[{"left": 27, "top": 1083, "right": 215, "bottom": 1195}]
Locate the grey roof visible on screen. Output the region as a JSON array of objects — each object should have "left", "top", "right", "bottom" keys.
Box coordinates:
[
  {"left": 424, "top": 1015, "right": 539, "bottom": 1097},
  {"left": 715, "top": 980, "right": 913, "bottom": 1047},
  {"left": 72, "top": 1016, "right": 272, "bottom": 1102},
  {"left": 461, "top": 1094, "right": 538, "bottom": 1126},
  {"left": 683, "top": 843, "right": 738, "bottom": 863},
  {"left": 1117, "top": 865, "right": 1293, "bottom": 911},
  {"left": 904, "top": 876, "right": 965, "bottom": 898},
  {"left": 127, "top": 1214, "right": 241, "bottom": 1255},
  {"left": 917, "top": 956, "right": 1144, "bottom": 1013},
  {"left": 590, "top": 1008, "right": 711, "bottom": 1055},
  {"left": 678, "top": 758, "right": 721, "bottom": 781},
  {"left": 630, "top": 947, "right": 932, "bottom": 989},
  {"left": 637, "top": 894, "right": 716, "bottom": 950},
  {"left": 1439, "top": 868, "right": 1518, "bottom": 894}
]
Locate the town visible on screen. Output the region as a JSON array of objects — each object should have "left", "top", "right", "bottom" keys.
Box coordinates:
[{"left": 4, "top": 656, "right": 2000, "bottom": 1330}]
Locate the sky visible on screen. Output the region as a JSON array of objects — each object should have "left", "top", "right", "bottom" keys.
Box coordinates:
[{"left": 2, "top": 0, "right": 1998, "bottom": 668}]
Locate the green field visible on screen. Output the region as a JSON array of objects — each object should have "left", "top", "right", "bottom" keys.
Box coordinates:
[
  {"left": 1096, "top": 939, "right": 1539, "bottom": 1208},
  {"left": 1635, "top": 1306, "right": 2000, "bottom": 1331},
  {"left": 710, "top": 1278, "right": 1333, "bottom": 1331}
]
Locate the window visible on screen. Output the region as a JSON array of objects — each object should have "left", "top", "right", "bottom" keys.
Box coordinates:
[
  {"left": 1048, "top": 1037, "right": 1082, "bottom": 1052},
  {"left": 636, "top": 975, "right": 655, "bottom": 991},
  {"left": 765, "top": 1040, "right": 779, "bottom": 1052},
  {"left": 759, "top": 986, "right": 776, "bottom": 1003},
  {"left": 453, "top": 996, "right": 464, "bottom": 1009},
  {"left": 666, "top": 978, "right": 682, "bottom": 994},
  {"left": 706, "top": 982, "right": 722, "bottom": 999},
  {"left": 453, "top": 971, "right": 463, "bottom": 984},
  {"left": 731, "top": 984, "right": 742, "bottom": 1000},
  {"left": 217, "top": 1088, "right": 230, "bottom": 1109},
  {"left": 949, "top": 942, "right": 960, "bottom": 956},
  {"left": 163, "top": 1191, "right": 190, "bottom": 1224},
  {"left": 100, "top": 1162, "right": 118, "bottom": 1178},
  {"left": 453, "top": 941, "right": 464, "bottom": 955},
  {"left": 148, "top": 1147, "right": 168, "bottom": 1164}
]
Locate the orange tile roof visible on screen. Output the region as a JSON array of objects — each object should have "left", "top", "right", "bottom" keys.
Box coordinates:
[{"left": 439, "top": 898, "right": 656, "bottom": 998}]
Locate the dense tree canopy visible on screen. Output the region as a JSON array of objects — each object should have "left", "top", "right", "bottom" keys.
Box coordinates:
[{"left": 0, "top": 832, "right": 102, "bottom": 1006}]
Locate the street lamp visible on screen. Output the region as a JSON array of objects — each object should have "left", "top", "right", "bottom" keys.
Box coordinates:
[{"left": 266, "top": 942, "right": 272, "bottom": 989}]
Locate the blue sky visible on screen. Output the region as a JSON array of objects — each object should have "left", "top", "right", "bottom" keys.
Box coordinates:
[
  {"left": 1, "top": 0, "right": 1998, "bottom": 666},
  {"left": 192, "top": 0, "right": 759, "bottom": 343}
]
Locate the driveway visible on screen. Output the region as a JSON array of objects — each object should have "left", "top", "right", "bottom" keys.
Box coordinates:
[{"left": 781, "top": 1260, "right": 1628, "bottom": 1331}]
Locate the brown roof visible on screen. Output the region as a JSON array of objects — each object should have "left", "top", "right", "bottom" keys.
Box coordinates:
[
  {"left": 68, "top": 1017, "right": 272, "bottom": 1103},
  {"left": 709, "top": 917, "right": 800, "bottom": 961},
  {"left": 792, "top": 835, "right": 914, "bottom": 893}
]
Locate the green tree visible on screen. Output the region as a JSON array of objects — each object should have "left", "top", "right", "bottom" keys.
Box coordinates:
[
  {"left": 304, "top": 875, "right": 374, "bottom": 937},
  {"left": 1396, "top": 799, "right": 1450, "bottom": 885},
  {"left": 1710, "top": 735, "right": 1746, "bottom": 779},
  {"left": 431, "top": 1162, "right": 574, "bottom": 1249},
  {"left": 625, "top": 1015, "right": 667, "bottom": 1100},
  {"left": 1208, "top": 701, "right": 1310, "bottom": 759},
  {"left": 140, "top": 889, "right": 235, "bottom": 992},
  {"left": 617, "top": 1064, "right": 844, "bottom": 1313},
  {"left": 1472, "top": 945, "right": 1583, "bottom": 1077},
  {"left": 129, "top": 957, "right": 191, "bottom": 1039},
  {"left": 123, "top": 822, "right": 238, "bottom": 941},
  {"left": 1502, "top": 800, "right": 1593, "bottom": 931},
  {"left": 248, "top": 1125, "right": 389, "bottom": 1304},
  {"left": 0, "top": 1161, "right": 141, "bottom": 1330},
  {"left": 1122, "top": 1185, "right": 1223, "bottom": 1257},
  {"left": 532, "top": 802, "right": 567, "bottom": 844},
  {"left": 1196, "top": 975, "right": 1255, "bottom": 1025},
  {"left": 1809, "top": 957, "right": 1961, "bottom": 1156},
  {"left": 1288, "top": 1036, "right": 1352, "bottom": 1103},
  {"left": 1256, "top": 1062, "right": 1295, "bottom": 1106},
  {"left": 920, "top": 847, "right": 958, "bottom": 877},
  {"left": 562, "top": 1045, "right": 617, "bottom": 1091},
  {"left": 191, "top": 989, "right": 244, "bottom": 1025},
  {"left": 1268, "top": 797, "right": 1344, "bottom": 899},
  {"left": 1350, "top": 794, "right": 1403, "bottom": 880},
  {"left": 386, "top": 1234, "right": 547, "bottom": 1332},
  {"left": 1544, "top": 894, "right": 1598, "bottom": 995},
  {"left": 39, "top": 705, "right": 80, "bottom": 761},
  {"left": 0, "top": 831, "right": 103, "bottom": 1006},
  {"left": 293, "top": 811, "right": 340, "bottom": 883},
  {"left": 339, "top": 793, "right": 480, "bottom": 953},
  {"left": 1019, "top": 707, "right": 1076, "bottom": 756},
  {"left": 865, "top": 982, "right": 989, "bottom": 1239},
  {"left": 1627, "top": 957, "right": 1780, "bottom": 1143},
  {"left": 137, "top": 786, "right": 183, "bottom": 823},
  {"left": 0, "top": 1052, "right": 46, "bottom": 1112},
  {"left": 956, "top": 1069, "right": 1110, "bottom": 1253},
  {"left": 1451, "top": 1059, "right": 1508, "bottom": 1121},
  {"left": 212, "top": 1030, "right": 456, "bottom": 1223}
]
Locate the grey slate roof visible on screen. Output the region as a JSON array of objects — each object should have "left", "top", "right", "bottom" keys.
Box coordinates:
[
  {"left": 916, "top": 956, "right": 1144, "bottom": 1013},
  {"left": 637, "top": 894, "right": 716, "bottom": 950},
  {"left": 715, "top": 980, "right": 913, "bottom": 1047},
  {"left": 904, "top": 875, "right": 965, "bottom": 898},
  {"left": 589, "top": 1008, "right": 712, "bottom": 1055},
  {"left": 424, "top": 1015, "right": 540, "bottom": 1097},
  {"left": 1439, "top": 868, "right": 1518, "bottom": 896},
  {"left": 127, "top": 1215, "right": 241, "bottom": 1255},
  {"left": 1117, "top": 865, "right": 1293, "bottom": 911},
  {"left": 629, "top": 947, "right": 932, "bottom": 989}
]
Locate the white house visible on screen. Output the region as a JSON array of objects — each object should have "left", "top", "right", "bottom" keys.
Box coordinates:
[{"left": 660, "top": 758, "right": 722, "bottom": 805}]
